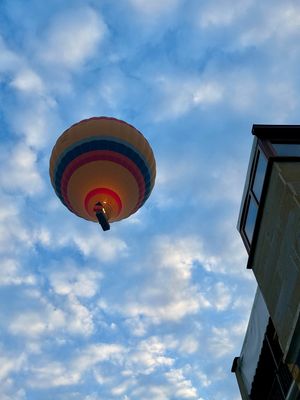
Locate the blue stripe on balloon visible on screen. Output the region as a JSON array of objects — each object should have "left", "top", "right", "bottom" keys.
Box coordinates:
[
  {"left": 54, "top": 139, "right": 151, "bottom": 185},
  {"left": 53, "top": 139, "right": 153, "bottom": 207},
  {"left": 53, "top": 135, "right": 154, "bottom": 179}
]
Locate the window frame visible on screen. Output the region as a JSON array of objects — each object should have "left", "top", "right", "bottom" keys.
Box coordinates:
[
  {"left": 239, "top": 142, "right": 270, "bottom": 254},
  {"left": 238, "top": 125, "right": 300, "bottom": 269}
]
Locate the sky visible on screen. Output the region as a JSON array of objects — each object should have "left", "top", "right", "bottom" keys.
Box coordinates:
[{"left": 0, "top": 0, "right": 300, "bottom": 399}]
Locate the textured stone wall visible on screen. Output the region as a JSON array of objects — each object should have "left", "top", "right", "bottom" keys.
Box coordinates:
[{"left": 253, "top": 162, "right": 300, "bottom": 362}]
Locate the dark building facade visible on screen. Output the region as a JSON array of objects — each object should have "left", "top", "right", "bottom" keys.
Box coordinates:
[{"left": 232, "top": 125, "right": 300, "bottom": 399}]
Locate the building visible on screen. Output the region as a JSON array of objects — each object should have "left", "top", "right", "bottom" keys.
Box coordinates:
[{"left": 232, "top": 125, "right": 300, "bottom": 399}]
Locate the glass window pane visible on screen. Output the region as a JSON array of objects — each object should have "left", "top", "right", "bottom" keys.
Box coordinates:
[
  {"left": 252, "top": 151, "right": 268, "bottom": 202},
  {"left": 272, "top": 143, "right": 300, "bottom": 156},
  {"left": 244, "top": 196, "right": 258, "bottom": 244}
]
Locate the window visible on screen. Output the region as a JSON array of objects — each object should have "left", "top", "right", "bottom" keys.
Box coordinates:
[
  {"left": 252, "top": 150, "right": 268, "bottom": 202},
  {"left": 250, "top": 319, "right": 293, "bottom": 400},
  {"left": 244, "top": 196, "right": 258, "bottom": 244},
  {"left": 241, "top": 149, "right": 268, "bottom": 248},
  {"left": 272, "top": 143, "right": 300, "bottom": 157}
]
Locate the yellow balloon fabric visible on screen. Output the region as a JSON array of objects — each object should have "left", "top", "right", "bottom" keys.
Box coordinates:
[{"left": 49, "top": 117, "right": 156, "bottom": 223}]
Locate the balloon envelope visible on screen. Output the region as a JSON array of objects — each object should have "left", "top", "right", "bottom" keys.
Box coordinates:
[{"left": 49, "top": 117, "right": 156, "bottom": 224}]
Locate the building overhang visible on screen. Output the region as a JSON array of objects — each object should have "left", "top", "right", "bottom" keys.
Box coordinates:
[{"left": 237, "top": 124, "right": 300, "bottom": 269}]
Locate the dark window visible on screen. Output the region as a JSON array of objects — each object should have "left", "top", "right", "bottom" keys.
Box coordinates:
[
  {"left": 244, "top": 196, "right": 258, "bottom": 244},
  {"left": 241, "top": 147, "right": 268, "bottom": 249},
  {"left": 252, "top": 151, "right": 268, "bottom": 202},
  {"left": 250, "top": 319, "right": 293, "bottom": 400},
  {"left": 272, "top": 143, "right": 300, "bottom": 157}
]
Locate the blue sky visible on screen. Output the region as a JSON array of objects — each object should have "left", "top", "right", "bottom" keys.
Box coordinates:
[{"left": 0, "top": 0, "right": 299, "bottom": 399}]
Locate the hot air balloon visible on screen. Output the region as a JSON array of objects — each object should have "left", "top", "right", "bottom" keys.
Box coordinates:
[{"left": 49, "top": 117, "right": 156, "bottom": 231}]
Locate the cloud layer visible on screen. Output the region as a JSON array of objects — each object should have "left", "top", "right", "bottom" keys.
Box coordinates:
[{"left": 1, "top": 0, "right": 295, "bottom": 398}]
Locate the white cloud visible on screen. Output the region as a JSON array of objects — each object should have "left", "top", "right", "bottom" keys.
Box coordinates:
[
  {"left": 66, "top": 293, "right": 94, "bottom": 336},
  {"left": 9, "top": 307, "right": 65, "bottom": 337},
  {"left": 111, "top": 378, "right": 136, "bottom": 396},
  {"left": 155, "top": 153, "right": 246, "bottom": 221},
  {"left": 178, "top": 335, "right": 199, "bottom": 354},
  {"left": 125, "top": 316, "right": 148, "bottom": 337},
  {"left": 12, "top": 98, "right": 57, "bottom": 149},
  {"left": 239, "top": 4, "right": 300, "bottom": 47},
  {"left": 29, "top": 361, "right": 80, "bottom": 387},
  {"left": 224, "top": 71, "right": 260, "bottom": 113},
  {"left": 40, "top": 7, "right": 107, "bottom": 69},
  {"left": 0, "top": 36, "right": 57, "bottom": 149},
  {"left": 49, "top": 264, "right": 102, "bottom": 298},
  {"left": 0, "top": 2, "right": 285, "bottom": 399},
  {"left": 0, "top": 194, "right": 61, "bottom": 264},
  {"left": 84, "top": 395, "right": 104, "bottom": 400},
  {"left": 10, "top": 69, "right": 44, "bottom": 94},
  {"left": 154, "top": 75, "right": 223, "bottom": 120},
  {"left": 124, "top": 281, "right": 202, "bottom": 323},
  {"left": 101, "top": 236, "right": 212, "bottom": 326},
  {"left": 28, "top": 342, "right": 124, "bottom": 389},
  {"left": 72, "top": 343, "right": 125, "bottom": 375},
  {"left": 0, "top": 143, "right": 44, "bottom": 195},
  {"left": 0, "top": 36, "right": 21, "bottom": 74},
  {"left": 127, "top": 336, "right": 174, "bottom": 374},
  {"left": 93, "top": 369, "right": 114, "bottom": 385},
  {"left": 131, "top": 384, "right": 170, "bottom": 400},
  {"left": 0, "top": 353, "right": 26, "bottom": 381},
  {"left": 0, "top": 258, "right": 35, "bottom": 286},
  {"left": 281, "top": 5, "right": 300, "bottom": 34},
  {"left": 45, "top": 221, "right": 128, "bottom": 262},
  {"left": 193, "top": 82, "right": 223, "bottom": 104},
  {"left": 165, "top": 369, "right": 198, "bottom": 398},
  {"left": 230, "top": 319, "right": 249, "bottom": 337},
  {"left": 197, "top": 0, "right": 251, "bottom": 28},
  {"left": 265, "top": 82, "right": 298, "bottom": 122},
  {"left": 72, "top": 231, "right": 128, "bottom": 262},
  {"left": 207, "top": 327, "right": 236, "bottom": 358},
  {"left": 0, "top": 196, "right": 34, "bottom": 255},
  {"left": 196, "top": 159, "right": 247, "bottom": 206},
  {"left": 0, "top": 389, "right": 26, "bottom": 400},
  {"left": 129, "top": 364, "right": 199, "bottom": 399},
  {"left": 153, "top": 160, "right": 196, "bottom": 208},
  {"left": 35, "top": 227, "right": 51, "bottom": 247},
  {"left": 8, "top": 288, "right": 94, "bottom": 338},
  {"left": 209, "top": 282, "right": 232, "bottom": 312},
  {"left": 155, "top": 236, "right": 213, "bottom": 277},
  {"left": 197, "top": 370, "right": 212, "bottom": 388},
  {"left": 232, "top": 294, "right": 256, "bottom": 313},
  {"left": 129, "top": 0, "right": 180, "bottom": 16},
  {"left": 211, "top": 230, "right": 250, "bottom": 277}
]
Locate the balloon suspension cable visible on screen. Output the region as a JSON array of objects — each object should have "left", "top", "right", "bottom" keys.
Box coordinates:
[{"left": 94, "top": 202, "right": 110, "bottom": 231}]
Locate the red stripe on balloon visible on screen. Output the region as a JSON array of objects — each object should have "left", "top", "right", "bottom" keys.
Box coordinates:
[
  {"left": 84, "top": 188, "right": 122, "bottom": 216},
  {"left": 61, "top": 150, "right": 145, "bottom": 199},
  {"left": 60, "top": 150, "right": 145, "bottom": 212}
]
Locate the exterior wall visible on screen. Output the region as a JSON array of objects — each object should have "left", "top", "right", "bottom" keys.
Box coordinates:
[
  {"left": 232, "top": 357, "right": 251, "bottom": 400},
  {"left": 239, "top": 288, "right": 269, "bottom": 393},
  {"left": 252, "top": 162, "right": 300, "bottom": 363}
]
